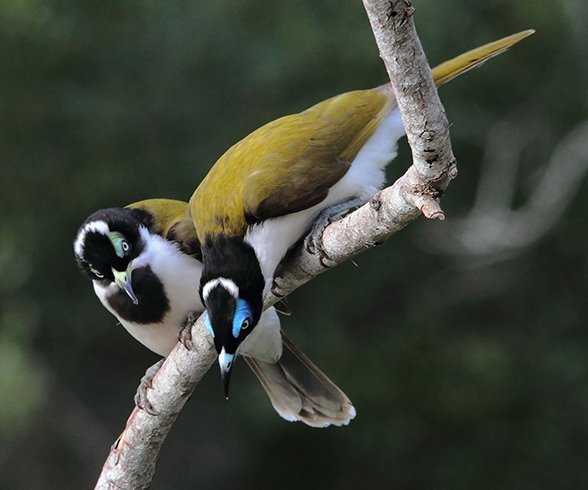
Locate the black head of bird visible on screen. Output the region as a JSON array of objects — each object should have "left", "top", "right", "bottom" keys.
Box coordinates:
[
  {"left": 73, "top": 206, "right": 192, "bottom": 332},
  {"left": 199, "top": 235, "right": 265, "bottom": 396},
  {"left": 74, "top": 208, "right": 147, "bottom": 305}
]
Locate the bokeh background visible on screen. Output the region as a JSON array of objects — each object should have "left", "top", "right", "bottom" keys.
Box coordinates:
[{"left": 2, "top": 0, "right": 587, "bottom": 488}]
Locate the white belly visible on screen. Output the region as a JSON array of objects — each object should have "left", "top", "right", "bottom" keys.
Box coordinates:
[
  {"left": 119, "top": 319, "right": 185, "bottom": 357},
  {"left": 94, "top": 232, "right": 204, "bottom": 357}
]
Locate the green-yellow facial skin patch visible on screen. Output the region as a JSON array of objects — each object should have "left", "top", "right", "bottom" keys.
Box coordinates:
[{"left": 108, "top": 231, "right": 127, "bottom": 258}]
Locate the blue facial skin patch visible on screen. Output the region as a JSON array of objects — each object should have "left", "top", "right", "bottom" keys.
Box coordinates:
[
  {"left": 204, "top": 311, "right": 214, "bottom": 338},
  {"left": 232, "top": 299, "right": 252, "bottom": 339}
]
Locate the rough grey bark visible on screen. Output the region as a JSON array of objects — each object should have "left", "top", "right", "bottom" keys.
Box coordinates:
[
  {"left": 95, "top": 1, "right": 457, "bottom": 488},
  {"left": 361, "top": 0, "right": 457, "bottom": 191},
  {"left": 95, "top": 322, "right": 216, "bottom": 489}
]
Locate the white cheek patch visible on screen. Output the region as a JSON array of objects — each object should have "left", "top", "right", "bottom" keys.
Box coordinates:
[
  {"left": 202, "top": 278, "right": 239, "bottom": 301},
  {"left": 74, "top": 220, "right": 110, "bottom": 257}
]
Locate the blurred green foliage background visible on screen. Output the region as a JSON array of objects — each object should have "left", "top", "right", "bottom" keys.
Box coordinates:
[{"left": 1, "top": 0, "right": 587, "bottom": 488}]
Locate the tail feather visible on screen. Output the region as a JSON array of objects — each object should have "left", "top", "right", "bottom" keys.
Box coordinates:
[
  {"left": 432, "top": 29, "right": 535, "bottom": 86},
  {"left": 245, "top": 333, "right": 356, "bottom": 428}
]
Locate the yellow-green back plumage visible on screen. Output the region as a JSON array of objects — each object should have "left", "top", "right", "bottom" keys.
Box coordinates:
[
  {"left": 190, "top": 30, "right": 534, "bottom": 240},
  {"left": 190, "top": 89, "right": 393, "bottom": 239}
]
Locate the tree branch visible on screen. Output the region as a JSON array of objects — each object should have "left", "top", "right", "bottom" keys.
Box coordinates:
[
  {"left": 95, "top": 324, "right": 216, "bottom": 489},
  {"left": 95, "top": 1, "right": 456, "bottom": 488},
  {"left": 362, "top": 0, "right": 457, "bottom": 190}
]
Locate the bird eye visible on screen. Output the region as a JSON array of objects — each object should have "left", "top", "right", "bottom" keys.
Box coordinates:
[
  {"left": 121, "top": 240, "right": 131, "bottom": 254},
  {"left": 241, "top": 319, "right": 250, "bottom": 330}
]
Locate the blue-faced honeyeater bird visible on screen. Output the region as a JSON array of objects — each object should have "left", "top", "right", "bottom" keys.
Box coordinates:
[
  {"left": 74, "top": 199, "right": 356, "bottom": 427},
  {"left": 74, "top": 30, "right": 533, "bottom": 424},
  {"left": 189, "top": 30, "right": 534, "bottom": 393}
]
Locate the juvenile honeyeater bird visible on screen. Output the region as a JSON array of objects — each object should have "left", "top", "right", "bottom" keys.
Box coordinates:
[
  {"left": 190, "top": 30, "right": 534, "bottom": 393},
  {"left": 74, "top": 199, "right": 356, "bottom": 427}
]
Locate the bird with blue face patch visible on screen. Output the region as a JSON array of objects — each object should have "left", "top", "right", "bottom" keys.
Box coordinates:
[
  {"left": 190, "top": 30, "right": 534, "bottom": 395},
  {"left": 74, "top": 199, "right": 356, "bottom": 427}
]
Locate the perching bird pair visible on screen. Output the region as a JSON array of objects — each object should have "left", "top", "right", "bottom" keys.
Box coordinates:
[{"left": 74, "top": 30, "right": 534, "bottom": 427}]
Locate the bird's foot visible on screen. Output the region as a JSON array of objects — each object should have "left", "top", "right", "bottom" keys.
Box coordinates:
[
  {"left": 178, "top": 311, "right": 199, "bottom": 351},
  {"left": 304, "top": 197, "right": 364, "bottom": 266},
  {"left": 134, "top": 358, "right": 165, "bottom": 415}
]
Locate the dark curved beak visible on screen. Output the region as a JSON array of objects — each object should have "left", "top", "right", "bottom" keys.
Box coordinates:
[{"left": 219, "top": 349, "right": 235, "bottom": 399}]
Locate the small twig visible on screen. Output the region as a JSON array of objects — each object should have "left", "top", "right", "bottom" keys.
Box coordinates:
[{"left": 425, "top": 115, "right": 588, "bottom": 265}]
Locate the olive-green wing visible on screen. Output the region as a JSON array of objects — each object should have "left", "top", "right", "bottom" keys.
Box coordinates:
[
  {"left": 190, "top": 29, "right": 534, "bottom": 240},
  {"left": 190, "top": 88, "right": 394, "bottom": 239},
  {"left": 127, "top": 199, "right": 201, "bottom": 258}
]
